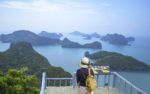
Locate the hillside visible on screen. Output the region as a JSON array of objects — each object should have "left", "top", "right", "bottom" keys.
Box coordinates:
[
  {"left": 0, "top": 30, "right": 60, "bottom": 46},
  {"left": 61, "top": 38, "right": 102, "bottom": 49},
  {"left": 88, "top": 51, "right": 150, "bottom": 71},
  {"left": 0, "top": 42, "right": 71, "bottom": 78}
]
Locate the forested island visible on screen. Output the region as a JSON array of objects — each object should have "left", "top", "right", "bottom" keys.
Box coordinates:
[
  {"left": 0, "top": 42, "right": 71, "bottom": 78},
  {"left": 86, "top": 51, "right": 150, "bottom": 72},
  {"left": 101, "top": 33, "right": 135, "bottom": 45},
  {"left": 0, "top": 30, "right": 103, "bottom": 49},
  {"left": 0, "top": 30, "right": 60, "bottom": 46},
  {"left": 70, "top": 31, "right": 135, "bottom": 46},
  {"left": 61, "top": 38, "right": 102, "bottom": 49}
]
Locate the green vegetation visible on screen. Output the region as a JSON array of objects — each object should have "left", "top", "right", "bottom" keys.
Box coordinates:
[
  {"left": 0, "top": 42, "right": 71, "bottom": 78},
  {"left": 88, "top": 51, "right": 150, "bottom": 71},
  {"left": 0, "top": 67, "right": 39, "bottom": 94}
]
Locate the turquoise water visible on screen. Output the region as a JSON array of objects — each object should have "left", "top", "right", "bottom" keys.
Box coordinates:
[
  {"left": 0, "top": 35, "right": 150, "bottom": 93},
  {"left": 0, "top": 35, "right": 150, "bottom": 72},
  {"left": 0, "top": 41, "right": 10, "bottom": 52},
  {"left": 34, "top": 45, "right": 99, "bottom": 73}
]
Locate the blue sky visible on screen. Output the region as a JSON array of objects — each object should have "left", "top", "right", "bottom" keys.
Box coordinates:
[{"left": 0, "top": 0, "right": 150, "bottom": 36}]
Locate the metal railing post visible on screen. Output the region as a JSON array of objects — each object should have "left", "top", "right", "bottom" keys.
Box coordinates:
[
  {"left": 112, "top": 74, "right": 116, "bottom": 87},
  {"left": 72, "top": 72, "right": 77, "bottom": 88},
  {"left": 40, "top": 72, "right": 46, "bottom": 94},
  {"left": 96, "top": 74, "right": 99, "bottom": 87}
]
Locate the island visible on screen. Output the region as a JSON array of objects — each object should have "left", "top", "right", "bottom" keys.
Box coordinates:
[
  {"left": 61, "top": 38, "right": 102, "bottom": 49},
  {"left": 126, "top": 37, "right": 135, "bottom": 41},
  {"left": 90, "top": 32, "right": 101, "bottom": 38},
  {"left": 0, "top": 30, "right": 61, "bottom": 46},
  {"left": 86, "top": 51, "right": 150, "bottom": 71},
  {"left": 82, "top": 34, "right": 92, "bottom": 40},
  {"left": 69, "top": 31, "right": 86, "bottom": 36},
  {"left": 101, "top": 33, "right": 135, "bottom": 45},
  {"left": 70, "top": 31, "right": 101, "bottom": 40},
  {"left": 39, "top": 31, "right": 63, "bottom": 39},
  {"left": 0, "top": 42, "right": 71, "bottom": 78},
  {"left": 82, "top": 32, "right": 101, "bottom": 40}
]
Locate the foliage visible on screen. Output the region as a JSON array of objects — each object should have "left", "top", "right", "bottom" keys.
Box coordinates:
[{"left": 0, "top": 67, "right": 40, "bottom": 94}]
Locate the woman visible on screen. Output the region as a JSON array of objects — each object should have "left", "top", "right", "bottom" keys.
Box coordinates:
[{"left": 76, "top": 57, "right": 94, "bottom": 94}]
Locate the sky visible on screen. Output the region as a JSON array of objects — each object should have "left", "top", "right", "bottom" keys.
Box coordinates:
[{"left": 0, "top": 0, "right": 150, "bottom": 36}]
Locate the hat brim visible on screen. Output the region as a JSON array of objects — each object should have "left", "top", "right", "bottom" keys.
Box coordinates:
[{"left": 79, "top": 64, "right": 89, "bottom": 68}]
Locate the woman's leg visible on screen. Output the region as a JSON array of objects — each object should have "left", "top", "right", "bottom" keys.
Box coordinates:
[{"left": 78, "top": 86, "right": 87, "bottom": 94}]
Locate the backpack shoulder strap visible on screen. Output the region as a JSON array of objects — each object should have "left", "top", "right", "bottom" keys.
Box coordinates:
[{"left": 88, "top": 68, "right": 91, "bottom": 76}]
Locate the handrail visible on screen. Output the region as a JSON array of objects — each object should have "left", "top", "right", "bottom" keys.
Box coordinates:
[
  {"left": 111, "top": 72, "right": 147, "bottom": 94},
  {"left": 40, "top": 72, "right": 147, "bottom": 94},
  {"left": 46, "top": 78, "right": 72, "bottom": 80},
  {"left": 40, "top": 72, "right": 46, "bottom": 94}
]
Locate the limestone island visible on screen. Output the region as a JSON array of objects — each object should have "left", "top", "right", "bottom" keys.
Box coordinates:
[
  {"left": 101, "top": 33, "right": 135, "bottom": 46},
  {"left": 85, "top": 51, "right": 150, "bottom": 72},
  {"left": 61, "top": 38, "right": 102, "bottom": 49},
  {"left": 0, "top": 30, "right": 60, "bottom": 46}
]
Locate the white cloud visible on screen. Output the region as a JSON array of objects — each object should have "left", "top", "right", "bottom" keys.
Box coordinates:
[
  {"left": 0, "top": 0, "right": 100, "bottom": 15},
  {"left": 0, "top": 0, "right": 61, "bottom": 12}
]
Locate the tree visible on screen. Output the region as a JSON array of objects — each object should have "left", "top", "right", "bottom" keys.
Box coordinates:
[{"left": 0, "top": 67, "right": 40, "bottom": 94}]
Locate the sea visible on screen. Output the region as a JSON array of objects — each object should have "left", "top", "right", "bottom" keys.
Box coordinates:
[{"left": 0, "top": 34, "right": 150, "bottom": 93}]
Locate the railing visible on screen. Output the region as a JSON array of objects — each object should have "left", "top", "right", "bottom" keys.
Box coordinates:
[
  {"left": 111, "top": 72, "right": 147, "bottom": 94},
  {"left": 46, "top": 78, "right": 73, "bottom": 86},
  {"left": 40, "top": 72, "right": 147, "bottom": 94}
]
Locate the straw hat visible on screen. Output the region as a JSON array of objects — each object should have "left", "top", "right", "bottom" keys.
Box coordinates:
[{"left": 79, "top": 57, "right": 90, "bottom": 68}]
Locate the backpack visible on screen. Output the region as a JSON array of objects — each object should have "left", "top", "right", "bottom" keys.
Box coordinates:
[{"left": 86, "top": 68, "right": 97, "bottom": 92}]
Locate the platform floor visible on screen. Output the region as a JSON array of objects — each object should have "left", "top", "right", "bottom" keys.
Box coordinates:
[{"left": 45, "top": 86, "right": 120, "bottom": 94}]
